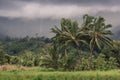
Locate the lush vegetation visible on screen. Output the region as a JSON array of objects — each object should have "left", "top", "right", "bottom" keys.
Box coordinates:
[
  {"left": 0, "top": 14, "right": 120, "bottom": 72},
  {"left": 0, "top": 69, "right": 120, "bottom": 80}
]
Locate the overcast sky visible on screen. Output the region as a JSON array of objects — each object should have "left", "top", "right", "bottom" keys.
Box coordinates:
[{"left": 0, "top": 0, "right": 120, "bottom": 38}]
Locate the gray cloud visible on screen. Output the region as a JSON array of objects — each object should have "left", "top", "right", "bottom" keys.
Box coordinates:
[
  {"left": 19, "top": 0, "right": 120, "bottom": 5},
  {"left": 0, "top": 0, "right": 120, "bottom": 20},
  {"left": 0, "top": 2, "right": 120, "bottom": 20},
  {"left": 0, "top": 0, "right": 120, "bottom": 38},
  {"left": 0, "top": 0, "right": 120, "bottom": 10},
  {"left": 0, "top": 17, "right": 59, "bottom": 38}
]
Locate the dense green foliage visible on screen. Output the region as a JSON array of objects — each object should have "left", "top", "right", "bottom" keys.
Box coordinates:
[
  {"left": 0, "top": 36, "right": 51, "bottom": 66},
  {"left": 0, "top": 15, "right": 120, "bottom": 71}
]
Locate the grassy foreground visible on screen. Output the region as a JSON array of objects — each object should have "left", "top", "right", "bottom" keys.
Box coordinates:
[{"left": 0, "top": 69, "right": 120, "bottom": 80}]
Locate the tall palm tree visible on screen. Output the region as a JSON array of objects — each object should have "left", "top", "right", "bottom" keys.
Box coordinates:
[
  {"left": 81, "top": 14, "right": 113, "bottom": 70},
  {"left": 82, "top": 14, "right": 113, "bottom": 53},
  {"left": 51, "top": 18, "right": 88, "bottom": 70},
  {"left": 51, "top": 18, "right": 87, "bottom": 50}
]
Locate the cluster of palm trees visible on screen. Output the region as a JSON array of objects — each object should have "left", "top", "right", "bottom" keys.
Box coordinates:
[
  {"left": 51, "top": 14, "right": 113, "bottom": 54},
  {"left": 41, "top": 14, "right": 113, "bottom": 70}
]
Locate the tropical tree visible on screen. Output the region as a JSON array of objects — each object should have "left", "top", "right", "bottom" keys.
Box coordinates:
[
  {"left": 81, "top": 14, "right": 113, "bottom": 53},
  {"left": 79, "top": 14, "right": 113, "bottom": 70},
  {"left": 51, "top": 18, "right": 87, "bottom": 55},
  {"left": 40, "top": 44, "right": 61, "bottom": 69}
]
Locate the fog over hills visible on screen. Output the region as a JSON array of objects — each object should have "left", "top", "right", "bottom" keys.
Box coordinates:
[
  {"left": 111, "top": 26, "right": 120, "bottom": 40},
  {"left": 0, "top": 0, "right": 120, "bottom": 39}
]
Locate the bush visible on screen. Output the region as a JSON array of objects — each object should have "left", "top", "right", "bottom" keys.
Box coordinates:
[
  {"left": 95, "top": 54, "right": 107, "bottom": 70},
  {"left": 107, "top": 57, "right": 118, "bottom": 69},
  {"left": 75, "top": 58, "right": 90, "bottom": 71},
  {"left": 75, "top": 53, "right": 118, "bottom": 71},
  {"left": 26, "top": 61, "right": 34, "bottom": 67}
]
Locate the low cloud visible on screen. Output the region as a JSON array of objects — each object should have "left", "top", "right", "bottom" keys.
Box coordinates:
[
  {"left": 0, "top": 3, "right": 120, "bottom": 20},
  {"left": 0, "top": 0, "right": 120, "bottom": 38}
]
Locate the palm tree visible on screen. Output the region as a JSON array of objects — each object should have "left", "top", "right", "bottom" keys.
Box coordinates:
[
  {"left": 51, "top": 18, "right": 88, "bottom": 70},
  {"left": 82, "top": 14, "right": 113, "bottom": 54},
  {"left": 51, "top": 18, "right": 87, "bottom": 51},
  {"left": 81, "top": 14, "right": 113, "bottom": 70}
]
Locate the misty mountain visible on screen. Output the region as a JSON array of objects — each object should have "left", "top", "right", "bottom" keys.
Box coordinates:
[
  {"left": 0, "top": 27, "right": 120, "bottom": 40},
  {"left": 0, "top": 33, "right": 6, "bottom": 39},
  {"left": 112, "top": 26, "right": 120, "bottom": 40}
]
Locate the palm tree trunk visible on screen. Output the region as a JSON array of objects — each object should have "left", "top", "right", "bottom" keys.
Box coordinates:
[
  {"left": 76, "top": 46, "right": 82, "bottom": 62},
  {"left": 89, "top": 49, "right": 93, "bottom": 70}
]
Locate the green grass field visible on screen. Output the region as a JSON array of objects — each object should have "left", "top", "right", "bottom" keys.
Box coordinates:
[{"left": 0, "top": 69, "right": 120, "bottom": 80}]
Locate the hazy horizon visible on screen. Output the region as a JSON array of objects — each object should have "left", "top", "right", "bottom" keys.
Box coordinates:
[{"left": 0, "top": 0, "right": 120, "bottom": 39}]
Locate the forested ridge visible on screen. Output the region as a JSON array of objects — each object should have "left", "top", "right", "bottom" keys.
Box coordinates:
[{"left": 0, "top": 15, "right": 120, "bottom": 71}]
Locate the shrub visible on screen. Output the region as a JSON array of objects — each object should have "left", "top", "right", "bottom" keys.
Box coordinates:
[
  {"left": 75, "top": 53, "right": 118, "bottom": 71},
  {"left": 107, "top": 57, "right": 118, "bottom": 69},
  {"left": 95, "top": 54, "right": 107, "bottom": 70}
]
